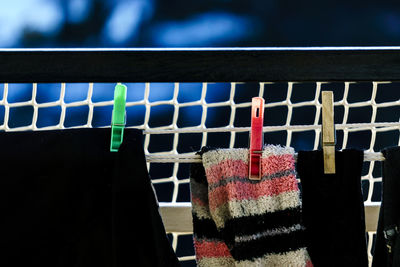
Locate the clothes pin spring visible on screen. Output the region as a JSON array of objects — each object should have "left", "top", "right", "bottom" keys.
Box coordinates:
[
  {"left": 249, "top": 97, "right": 265, "bottom": 180},
  {"left": 321, "top": 91, "right": 336, "bottom": 174}
]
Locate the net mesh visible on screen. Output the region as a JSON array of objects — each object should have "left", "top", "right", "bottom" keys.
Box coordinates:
[{"left": 1, "top": 81, "right": 399, "bottom": 265}]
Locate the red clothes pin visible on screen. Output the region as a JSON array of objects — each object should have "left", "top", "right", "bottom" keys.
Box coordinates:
[{"left": 249, "top": 97, "right": 265, "bottom": 180}]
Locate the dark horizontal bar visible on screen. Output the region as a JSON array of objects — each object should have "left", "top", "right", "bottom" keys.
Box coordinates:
[{"left": 1, "top": 47, "right": 400, "bottom": 82}]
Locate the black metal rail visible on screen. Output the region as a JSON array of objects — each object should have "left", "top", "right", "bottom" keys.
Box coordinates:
[{"left": 1, "top": 47, "right": 400, "bottom": 83}]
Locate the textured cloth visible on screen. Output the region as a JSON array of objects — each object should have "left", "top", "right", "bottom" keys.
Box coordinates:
[
  {"left": 297, "top": 149, "right": 368, "bottom": 267},
  {"left": 190, "top": 146, "right": 312, "bottom": 267},
  {"left": 372, "top": 147, "right": 400, "bottom": 267},
  {"left": 0, "top": 128, "right": 180, "bottom": 267}
]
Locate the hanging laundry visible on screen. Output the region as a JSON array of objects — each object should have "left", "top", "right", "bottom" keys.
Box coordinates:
[
  {"left": 372, "top": 146, "right": 400, "bottom": 267},
  {"left": 0, "top": 128, "right": 180, "bottom": 267},
  {"left": 190, "top": 146, "right": 312, "bottom": 266},
  {"left": 297, "top": 149, "right": 368, "bottom": 267}
]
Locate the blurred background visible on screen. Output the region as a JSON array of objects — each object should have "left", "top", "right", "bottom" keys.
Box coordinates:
[{"left": 1, "top": 0, "right": 400, "bottom": 48}]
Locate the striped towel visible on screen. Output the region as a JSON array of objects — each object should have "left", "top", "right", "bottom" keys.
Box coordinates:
[{"left": 190, "top": 146, "right": 312, "bottom": 267}]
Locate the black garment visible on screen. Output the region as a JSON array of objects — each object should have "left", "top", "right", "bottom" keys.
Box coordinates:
[
  {"left": 0, "top": 128, "right": 180, "bottom": 267},
  {"left": 372, "top": 147, "right": 400, "bottom": 267},
  {"left": 297, "top": 149, "right": 368, "bottom": 267}
]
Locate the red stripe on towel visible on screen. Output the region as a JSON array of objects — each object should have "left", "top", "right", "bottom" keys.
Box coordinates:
[
  {"left": 209, "top": 174, "right": 298, "bottom": 210},
  {"left": 194, "top": 239, "right": 232, "bottom": 259},
  {"left": 191, "top": 197, "right": 207, "bottom": 207},
  {"left": 205, "top": 159, "right": 248, "bottom": 184},
  {"left": 205, "top": 154, "right": 295, "bottom": 184},
  {"left": 261, "top": 154, "right": 295, "bottom": 175}
]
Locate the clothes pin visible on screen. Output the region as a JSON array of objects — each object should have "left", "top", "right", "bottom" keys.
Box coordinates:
[
  {"left": 110, "top": 83, "right": 127, "bottom": 152},
  {"left": 249, "top": 97, "right": 265, "bottom": 180},
  {"left": 321, "top": 91, "right": 336, "bottom": 174}
]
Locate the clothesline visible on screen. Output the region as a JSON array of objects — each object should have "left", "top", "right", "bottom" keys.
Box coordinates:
[
  {"left": 143, "top": 122, "right": 397, "bottom": 162},
  {"left": 143, "top": 122, "right": 400, "bottom": 134},
  {"left": 146, "top": 151, "right": 385, "bottom": 163}
]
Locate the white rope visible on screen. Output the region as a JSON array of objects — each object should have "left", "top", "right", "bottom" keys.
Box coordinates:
[
  {"left": 146, "top": 151, "right": 385, "bottom": 163},
  {"left": 142, "top": 122, "right": 400, "bottom": 134}
]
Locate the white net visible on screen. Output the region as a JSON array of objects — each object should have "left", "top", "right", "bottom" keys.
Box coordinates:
[{"left": 1, "top": 81, "right": 399, "bottom": 266}]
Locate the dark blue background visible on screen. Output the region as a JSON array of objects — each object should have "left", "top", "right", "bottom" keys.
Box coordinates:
[{"left": 2, "top": 0, "right": 400, "bottom": 48}]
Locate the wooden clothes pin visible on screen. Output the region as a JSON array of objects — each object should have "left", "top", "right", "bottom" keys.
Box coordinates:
[{"left": 321, "top": 91, "right": 336, "bottom": 174}]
